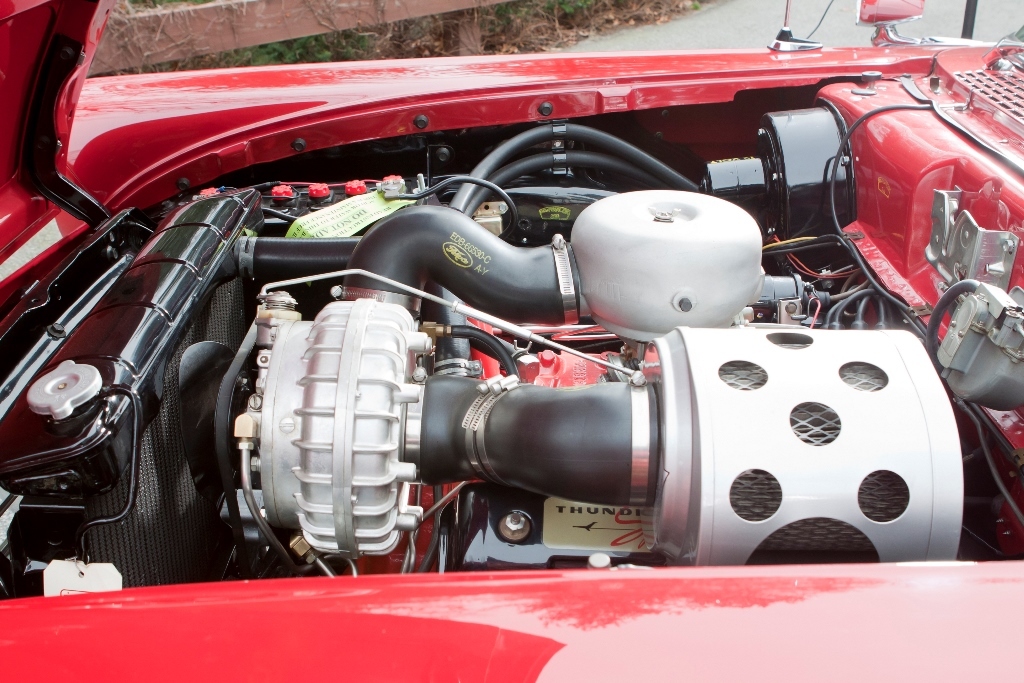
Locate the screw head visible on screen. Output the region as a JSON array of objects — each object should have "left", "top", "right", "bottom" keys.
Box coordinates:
[
  {"left": 291, "top": 138, "right": 307, "bottom": 152},
  {"left": 247, "top": 393, "right": 263, "bottom": 411},
  {"left": 413, "top": 114, "right": 429, "bottom": 129},
  {"left": 538, "top": 101, "right": 554, "bottom": 116},
  {"left": 176, "top": 177, "right": 190, "bottom": 191},
  {"left": 46, "top": 323, "right": 66, "bottom": 339},
  {"left": 498, "top": 511, "right": 531, "bottom": 543},
  {"left": 330, "top": 285, "right": 344, "bottom": 299},
  {"left": 434, "top": 147, "right": 451, "bottom": 163},
  {"left": 279, "top": 417, "right": 295, "bottom": 433},
  {"left": 411, "top": 367, "right": 428, "bottom": 383},
  {"left": 678, "top": 297, "right": 693, "bottom": 312}
]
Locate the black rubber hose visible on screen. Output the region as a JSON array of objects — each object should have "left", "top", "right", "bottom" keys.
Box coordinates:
[
  {"left": 249, "top": 237, "right": 359, "bottom": 281},
  {"left": 344, "top": 205, "right": 571, "bottom": 324},
  {"left": 449, "top": 123, "right": 697, "bottom": 212},
  {"left": 926, "top": 279, "right": 980, "bottom": 369},
  {"left": 415, "top": 375, "right": 657, "bottom": 506},
  {"left": 449, "top": 325, "right": 519, "bottom": 377},
  {"left": 462, "top": 151, "right": 665, "bottom": 218},
  {"left": 213, "top": 323, "right": 257, "bottom": 577}
]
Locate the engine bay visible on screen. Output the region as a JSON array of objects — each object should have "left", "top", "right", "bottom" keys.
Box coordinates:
[{"left": 4, "top": 56, "right": 1024, "bottom": 594}]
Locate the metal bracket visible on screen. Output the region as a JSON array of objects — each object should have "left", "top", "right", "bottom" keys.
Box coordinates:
[{"left": 926, "top": 190, "right": 1018, "bottom": 291}]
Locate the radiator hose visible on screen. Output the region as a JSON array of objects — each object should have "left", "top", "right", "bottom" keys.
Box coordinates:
[
  {"left": 343, "top": 205, "right": 577, "bottom": 324},
  {"left": 412, "top": 375, "right": 659, "bottom": 506}
]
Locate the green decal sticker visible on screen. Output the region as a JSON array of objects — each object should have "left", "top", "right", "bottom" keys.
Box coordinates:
[
  {"left": 538, "top": 205, "right": 572, "bottom": 221},
  {"left": 285, "top": 191, "right": 413, "bottom": 238}
]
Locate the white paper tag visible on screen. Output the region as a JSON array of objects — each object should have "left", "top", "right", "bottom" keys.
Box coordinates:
[{"left": 43, "top": 559, "right": 122, "bottom": 597}]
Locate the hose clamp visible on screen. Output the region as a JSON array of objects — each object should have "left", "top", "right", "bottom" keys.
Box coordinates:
[
  {"left": 629, "top": 385, "right": 651, "bottom": 506},
  {"left": 236, "top": 236, "right": 257, "bottom": 280},
  {"left": 551, "top": 234, "right": 579, "bottom": 325},
  {"left": 339, "top": 286, "right": 422, "bottom": 315},
  {"left": 461, "top": 376, "right": 519, "bottom": 483}
]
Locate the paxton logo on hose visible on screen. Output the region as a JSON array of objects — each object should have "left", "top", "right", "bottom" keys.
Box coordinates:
[
  {"left": 444, "top": 232, "right": 493, "bottom": 274},
  {"left": 538, "top": 206, "right": 572, "bottom": 221},
  {"left": 443, "top": 242, "right": 473, "bottom": 268}
]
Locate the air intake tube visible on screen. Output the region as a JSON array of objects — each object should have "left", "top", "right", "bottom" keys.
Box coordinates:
[
  {"left": 412, "top": 375, "right": 659, "bottom": 506},
  {"left": 343, "top": 205, "right": 578, "bottom": 324}
]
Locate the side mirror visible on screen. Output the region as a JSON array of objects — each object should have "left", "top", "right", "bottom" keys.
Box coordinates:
[{"left": 857, "top": 0, "right": 925, "bottom": 26}]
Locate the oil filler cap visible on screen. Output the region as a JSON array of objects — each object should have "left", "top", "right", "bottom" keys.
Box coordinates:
[{"left": 27, "top": 360, "right": 103, "bottom": 420}]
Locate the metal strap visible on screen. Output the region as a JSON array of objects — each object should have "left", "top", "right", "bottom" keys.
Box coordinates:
[
  {"left": 341, "top": 286, "right": 421, "bottom": 314},
  {"left": 551, "top": 234, "right": 579, "bottom": 325},
  {"left": 629, "top": 386, "right": 651, "bottom": 506}
]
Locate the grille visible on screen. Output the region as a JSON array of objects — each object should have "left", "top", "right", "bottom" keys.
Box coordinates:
[
  {"left": 858, "top": 470, "right": 910, "bottom": 523},
  {"left": 730, "top": 469, "right": 782, "bottom": 521},
  {"left": 957, "top": 70, "right": 1024, "bottom": 124},
  {"left": 839, "top": 362, "right": 889, "bottom": 392},
  {"left": 718, "top": 361, "right": 768, "bottom": 391},
  {"left": 755, "top": 517, "right": 876, "bottom": 552},
  {"left": 789, "top": 402, "right": 841, "bottom": 446},
  {"left": 86, "top": 280, "right": 245, "bottom": 587}
]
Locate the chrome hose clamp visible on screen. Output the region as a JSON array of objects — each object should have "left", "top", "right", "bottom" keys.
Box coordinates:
[
  {"left": 461, "top": 376, "right": 519, "bottom": 483},
  {"left": 551, "top": 234, "right": 579, "bottom": 325},
  {"left": 629, "top": 385, "right": 651, "bottom": 506}
]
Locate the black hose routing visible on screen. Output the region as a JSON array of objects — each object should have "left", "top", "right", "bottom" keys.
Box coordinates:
[{"left": 449, "top": 123, "right": 697, "bottom": 213}]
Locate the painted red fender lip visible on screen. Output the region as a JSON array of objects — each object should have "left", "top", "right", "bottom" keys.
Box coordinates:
[{"left": 0, "top": 561, "right": 1019, "bottom": 681}]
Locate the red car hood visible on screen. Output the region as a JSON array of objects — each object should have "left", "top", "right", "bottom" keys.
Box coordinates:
[
  {"left": 0, "top": 0, "right": 114, "bottom": 267},
  {"left": 0, "top": 562, "right": 1020, "bottom": 681}
]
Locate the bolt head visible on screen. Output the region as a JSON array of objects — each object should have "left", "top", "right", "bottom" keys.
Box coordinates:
[
  {"left": 498, "top": 511, "right": 531, "bottom": 542},
  {"left": 434, "top": 147, "right": 451, "bottom": 163},
  {"left": 413, "top": 114, "right": 429, "bottom": 129},
  {"left": 678, "top": 297, "right": 693, "bottom": 312},
  {"left": 291, "top": 138, "right": 307, "bottom": 152},
  {"left": 538, "top": 101, "right": 554, "bottom": 116}
]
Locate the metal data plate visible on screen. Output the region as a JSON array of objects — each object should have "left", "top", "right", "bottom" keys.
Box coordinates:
[
  {"left": 926, "top": 190, "right": 1018, "bottom": 290},
  {"left": 541, "top": 498, "right": 650, "bottom": 553}
]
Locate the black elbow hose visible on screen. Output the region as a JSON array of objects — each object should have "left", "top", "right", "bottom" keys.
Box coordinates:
[
  {"left": 462, "top": 150, "right": 665, "bottom": 217},
  {"left": 449, "top": 123, "right": 697, "bottom": 212},
  {"left": 343, "top": 205, "right": 574, "bottom": 324},
  {"left": 449, "top": 325, "right": 519, "bottom": 377},
  {"left": 414, "top": 375, "right": 658, "bottom": 506}
]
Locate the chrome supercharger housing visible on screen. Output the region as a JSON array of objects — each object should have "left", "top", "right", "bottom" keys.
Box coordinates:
[
  {"left": 644, "top": 327, "right": 964, "bottom": 565},
  {"left": 256, "top": 298, "right": 432, "bottom": 557}
]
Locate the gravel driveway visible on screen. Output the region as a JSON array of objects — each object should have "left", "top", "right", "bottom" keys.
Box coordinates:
[{"left": 566, "top": 0, "right": 1021, "bottom": 52}]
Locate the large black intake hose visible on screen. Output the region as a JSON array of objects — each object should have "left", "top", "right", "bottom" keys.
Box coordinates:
[
  {"left": 414, "top": 375, "right": 658, "bottom": 506},
  {"left": 343, "top": 205, "right": 574, "bottom": 324}
]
